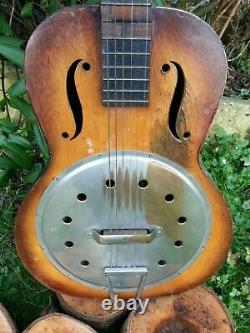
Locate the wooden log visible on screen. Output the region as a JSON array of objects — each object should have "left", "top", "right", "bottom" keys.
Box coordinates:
[
  {"left": 57, "top": 293, "right": 128, "bottom": 330},
  {"left": 23, "top": 313, "right": 97, "bottom": 333},
  {"left": 0, "top": 304, "right": 16, "bottom": 333},
  {"left": 122, "top": 286, "right": 235, "bottom": 333}
]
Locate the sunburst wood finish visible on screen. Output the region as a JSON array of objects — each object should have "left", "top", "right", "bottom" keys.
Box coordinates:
[{"left": 15, "top": 5, "right": 232, "bottom": 298}]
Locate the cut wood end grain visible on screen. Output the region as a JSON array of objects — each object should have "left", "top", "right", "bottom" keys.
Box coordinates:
[
  {"left": 0, "top": 304, "right": 16, "bottom": 333},
  {"left": 22, "top": 313, "right": 97, "bottom": 333},
  {"left": 122, "top": 286, "right": 235, "bottom": 333},
  {"left": 57, "top": 293, "right": 127, "bottom": 330}
]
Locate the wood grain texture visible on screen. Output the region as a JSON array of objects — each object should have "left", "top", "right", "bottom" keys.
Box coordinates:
[
  {"left": 0, "top": 304, "right": 16, "bottom": 333},
  {"left": 122, "top": 286, "right": 235, "bottom": 333},
  {"left": 57, "top": 293, "right": 127, "bottom": 330},
  {"left": 22, "top": 313, "right": 97, "bottom": 333},
  {"left": 15, "top": 5, "right": 232, "bottom": 298}
]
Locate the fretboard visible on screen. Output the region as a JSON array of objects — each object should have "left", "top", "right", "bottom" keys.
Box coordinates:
[{"left": 101, "top": 0, "right": 152, "bottom": 107}]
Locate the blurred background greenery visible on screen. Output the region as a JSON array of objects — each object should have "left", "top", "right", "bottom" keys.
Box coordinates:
[{"left": 0, "top": 1, "right": 249, "bottom": 332}]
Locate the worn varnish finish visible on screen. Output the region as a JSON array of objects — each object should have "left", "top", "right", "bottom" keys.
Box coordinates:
[
  {"left": 15, "top": 6, "right": 232, "bottom": 298},
  {"left": 122, "top": 286, "right": 235, "bottom": 333}
]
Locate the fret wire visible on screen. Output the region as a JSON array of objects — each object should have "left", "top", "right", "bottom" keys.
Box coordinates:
[
  {"left": 101, "top": 1, "right": 152, "bottom": 106},
  {"left": 103, "top": 65, "right": 149, "bottom": 68},
  {"left": 144, "top": 0, "right": 149, "bottom": 106},
  {"left": 130, "top": 0, "right": 134, "bottom": 105},
  {"left": 102, "top": 37, "right": 151, "bottom": 40},
  {"left": 103, "top": 78, "right": 149, "bottom": 81},
  {"left": 103, "top": 52, "right": 150, "bottom": 55},
  {"left": 103, "top": 89, "right": 148, "bottom": 92},
  {"left": 101, "top": 3, "right": 151, "bottom": 6},
  {"left": 103, "top": 100, "right": 149, "bottom": 103}
]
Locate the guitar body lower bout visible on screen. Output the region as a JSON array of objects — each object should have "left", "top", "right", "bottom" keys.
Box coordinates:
[{"left": 16, "top": 5, "right": 232, "bottom": 298}]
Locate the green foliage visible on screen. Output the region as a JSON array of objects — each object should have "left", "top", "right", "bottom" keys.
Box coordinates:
[
  {"left": 0, "top": 43, "right": 24, "bottom": 67},
  {"left": 201, "top": 129, "right": 250, "bottom": 333},
  {"left": 0, "top": 16, "right": 12, "bottom": 35},
  {"left": 0, "top": 181, "right": 53, "bottom": 329},
  {"left": 21, "top": 2, "right": 34, "bottom": 19},
  {"left": 0, "top": 15, "right": 50, "bottom": 187},
  {"left": 7, "top": 77, "right": 26, "bottom": 98},
  {"left": 240, "top": 57, "right": 250, "bottom": 74}
]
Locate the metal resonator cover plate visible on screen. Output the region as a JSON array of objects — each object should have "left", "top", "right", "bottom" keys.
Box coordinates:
[{"left": 36, "top": 151, "right": 211, "bottom": 292}]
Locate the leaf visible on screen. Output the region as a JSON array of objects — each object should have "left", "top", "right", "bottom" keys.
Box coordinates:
[
  {"left": 0, "top": 36, "right": 24, "bottom": 47},
  {"left": 0, "top": 99, "right": 7, "bottom": 111},
  {"left": 48, "top": 0, "right": 60, "bottom": 14},
  {"left": 3, "top": 143, "right": 33, "bottom": 170},
  {"left": 0, "top": 119, "right": 14, "bottom": 133},
  {"left": 86, "top": 0, "right": 100, "bottom": 4},
  {"left": 21, "top": 2, "right": 34, "bottom": 18},
  {"left": 0, "top": 169, "right": 9, "bottom": 187},
  {"left": 0, "top": 16, "right": 12, "bottom": 36},
  {"left": 0, "top": 132, "right": 7, "bottom": 146},
  {"left": 0, "top": 44, "right": 24, "bottom": 67},
  {"left": 7, "top": 77, "right": 26, "bottom": 98},
  {"left": 153, "top": 0, "right": 164, "bottom": 6},
  {"left": 7, "top": 133, "right": 32, "bottom": 149},
  {"left": 24, "top": 163, "right": 43, "bottom": 184},
  {"left": 0, "top": 156, "right": 18, "bottom": 170},
  {"left": 33, "top": 123, "right": 50, "bottom": 161},
  {"left": 8, "top": 97, "right": 36, "bottom": 122},
  {"left": 66, "top": 0, "right": 77, "bottom": 5}
]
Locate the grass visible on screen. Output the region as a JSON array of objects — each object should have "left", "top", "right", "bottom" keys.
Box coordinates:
[
  {"left": 0, "top": 128, "right": 249, "bottom": 332},
  {"left": 0, "top": 178, "right": 53, "bottom": 330}
]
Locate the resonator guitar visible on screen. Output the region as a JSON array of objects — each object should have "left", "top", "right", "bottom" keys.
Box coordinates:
[{"left": 16, "top": 1, "right": 232, "bottom": 299}]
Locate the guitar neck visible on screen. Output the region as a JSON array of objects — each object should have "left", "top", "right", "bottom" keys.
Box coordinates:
[{"left": 100, "top": 0, "right": 153, "bottom": 106}]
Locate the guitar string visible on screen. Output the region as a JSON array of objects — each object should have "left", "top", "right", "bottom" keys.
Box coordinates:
[
  {"left": 105, "top": 0, "right": 112, "bottom": 270},
  {"left": 114, "top": 0, "right": 118, "bottom": 268},
  {"left": 142, "top": 2, "right": 150, "bottom": 274},
  {"left": 130, "top": 0, "right": 137, "bottom": 271},
  {"left": 144, "top": 0, "right": 150, "bottom": 105},
  {"left": 122, "top": 0, "right": 125, "bottom": 265},
  {"left": 134, "top": 0, "right": 138, "bottom": 271}
]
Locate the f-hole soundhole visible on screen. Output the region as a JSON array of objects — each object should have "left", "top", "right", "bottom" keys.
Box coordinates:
[
  {"left": 66, "top": 59, "right": 83, "bottom": 140},
  {"left": 168, "top": 61, "right": 185, "bottom": 141}
]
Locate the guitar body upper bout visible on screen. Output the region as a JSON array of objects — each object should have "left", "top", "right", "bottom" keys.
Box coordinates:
[{"left": 15, "top": 5, "right": 231, "bottom": 298}]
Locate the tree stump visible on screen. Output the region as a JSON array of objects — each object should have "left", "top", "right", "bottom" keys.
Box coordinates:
[
  {"left": 57, "top": 293, "right": 128, "bottom": 330},
  {"left": 122, "top": 286, "right": 235, "bottom": 333},
  {"left": 0, "top": 304, "right": 16, "bottom": 333},
  {"left": 23, "top": 313, "right": 97, "bottom": 333}
]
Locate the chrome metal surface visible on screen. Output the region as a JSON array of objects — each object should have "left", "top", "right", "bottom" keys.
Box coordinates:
[
  {"left": 36, "top": 151, "right": 211, "bottom": 292},
  {"left": 90, "top": 227, "right": 161, "bottom": 244},
  {"left": 104, "top": 266, "right": 148, "bottom": 299}
]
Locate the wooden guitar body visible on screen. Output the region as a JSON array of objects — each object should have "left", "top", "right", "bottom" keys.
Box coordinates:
[{"left": 15, "top": 5, "right": 231, "bottom": 298}]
